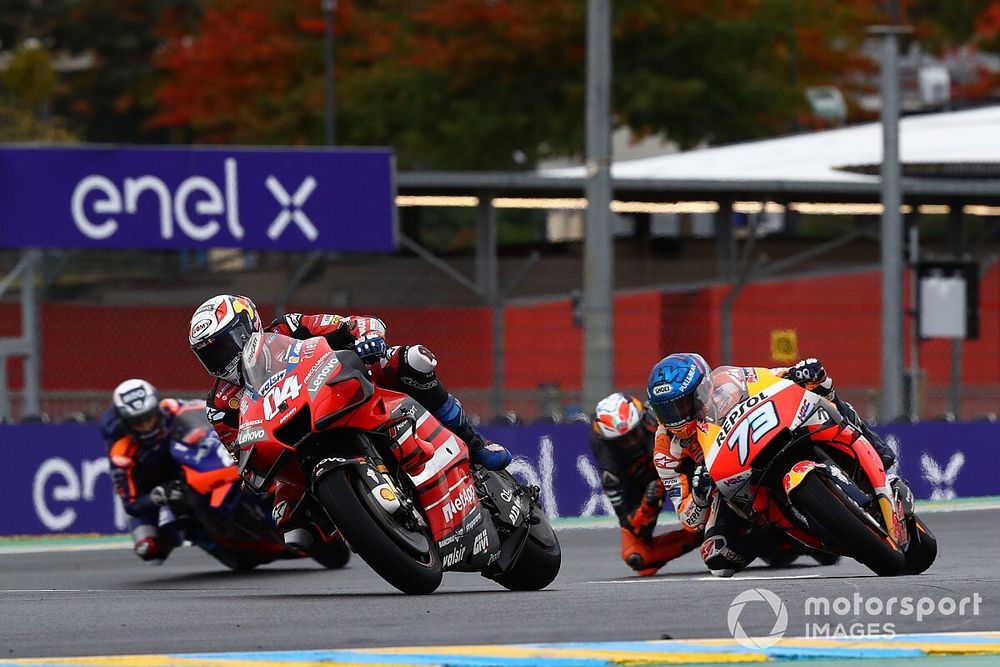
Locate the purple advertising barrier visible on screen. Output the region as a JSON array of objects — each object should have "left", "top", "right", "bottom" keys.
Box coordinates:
[
  {"left": 481, "top": 421, "right": 1000, "bottom": 520},
  {"left": 875, "top": 422, "right": 997, "bottom": 501},
  {"left": 0, "top": 146, "right": 395, "bottom": 251},
  {"left": 2, "top": 421, "right": 997, "bottom": 537},
  {"left": 1, "top": 424, "right": 123, "bottom": 536}
]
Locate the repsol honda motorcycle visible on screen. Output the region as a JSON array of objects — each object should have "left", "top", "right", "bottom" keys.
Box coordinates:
[
  {"left": 156, "top": 431, "right": 351, "bottom": 571},
  {"left": 698, "top": 366, "right": 937, "bottom": 576},
  {"left": 232, "top": 332, "right": 561, "bottom": 594}
]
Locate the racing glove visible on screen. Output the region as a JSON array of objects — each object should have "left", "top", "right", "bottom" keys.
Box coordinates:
[
  {"left": 149, "top": 481, "right": 185, "bottom": 507},
  {"left": 789, "top": 358, "right": 836, "bottom": 399},
  {"left": 352, "top": 333, "right": 388, "bottom": 364},
  {"left": 629, "top": 480, "right": 665, "bottom": 539},
  {"left": 691, "top": 465, "right": 714, "bottom": 508}
]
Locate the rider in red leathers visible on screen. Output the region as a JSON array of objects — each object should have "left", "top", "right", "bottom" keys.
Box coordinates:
[{"left": 189, "top": 295, "right": 512, "bottom": 471}]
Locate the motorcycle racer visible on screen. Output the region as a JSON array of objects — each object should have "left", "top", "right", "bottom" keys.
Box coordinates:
[
  {"left": 647, "top": 353, "right": 891, "bottom": 577},
  {"left": 188, "top": 294, "right": 512, "bottom": 471},
  {"left": 589, "top": 392, "right": 701, "bottom": 576},
  {"left": 100, "top": 378, "right": 220, "bottom": 564}
]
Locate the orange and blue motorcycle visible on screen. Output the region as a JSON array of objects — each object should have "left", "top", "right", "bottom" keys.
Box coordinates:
[{"left": 698, "top": 367, "right": 937, "bottom": 576}]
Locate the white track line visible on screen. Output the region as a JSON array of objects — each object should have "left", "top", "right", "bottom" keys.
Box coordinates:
[{"left": 583, "top": 573, "right": 823, "bottom": 585}]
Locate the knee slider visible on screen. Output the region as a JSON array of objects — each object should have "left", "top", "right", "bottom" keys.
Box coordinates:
[
  {"left": 404, "top": 345, "right": 438, "bottom": 375},
  {"left": 624, "top": 552, "right": 647, "bottom": 572},
  {"left": 134, "top": 536, "right": 170, "bottom": 561}
]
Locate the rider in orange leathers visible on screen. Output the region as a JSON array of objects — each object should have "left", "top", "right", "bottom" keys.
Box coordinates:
[
  {"left": 588, "top": 392, "right": 701, "bottom": 576},
  {"left": 648, "top": 354, "right": 891, "bottom": 576}
]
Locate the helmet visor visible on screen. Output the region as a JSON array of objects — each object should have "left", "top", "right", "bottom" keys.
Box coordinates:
[
  {"left": 193, "top": 324, "right": 248, "bottom": 380},
  {"left": 650, "top": 393, "right": 698, "bottom": 428},
  {"left": 652, "top": 373, "right": 716, "bottom": 428}
]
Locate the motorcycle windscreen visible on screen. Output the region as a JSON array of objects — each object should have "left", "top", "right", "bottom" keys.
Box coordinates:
[{"left": 702, "top": 379, "right": 809, "bottom": 484}]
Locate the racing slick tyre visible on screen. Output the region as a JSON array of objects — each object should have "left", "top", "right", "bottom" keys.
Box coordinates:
[
  {"left": 203, "top": 545, "right": 263, "bottom": 571},
  {"left": 315, "top": 467, "right": 442, "bottom": 594},
  {"left": 492, "top": 512, "right": 561, "bottom": 591},
  {"left": 309, "top": 534, "right": 352, "bottom": 570},
  {"left": 902, "top": 514, "right": 937, "bottom": 575},
  {"left": 789, "top": 472, "right": 905, "bottom": 576}
]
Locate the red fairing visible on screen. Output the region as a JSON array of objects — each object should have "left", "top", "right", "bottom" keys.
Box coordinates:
[
  {"left": 708, "top": 384, "right": 807, "bottom": 482},
  {"left": 238, "top": 333, "right": 478, "bottom": 546},
  {"left": 340, "top": 387, "right": 477, "bottom": 542}
]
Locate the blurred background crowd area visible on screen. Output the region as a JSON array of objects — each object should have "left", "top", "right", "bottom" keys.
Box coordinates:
[
  {"left": 0, "top": 1, "right": 999, "bottom": 424},
  {"left": 2, "top": 222, "right": 997, "bottom": 426}
]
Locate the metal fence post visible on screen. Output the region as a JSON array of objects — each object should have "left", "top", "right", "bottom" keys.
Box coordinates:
[
  {"left": 476, "top": 194, "right": 503, "bottom": 418},
  {"left": 22, "top": 249, "right": 41, "bottom": 418},
  {"left": 583, "top": 0, "right": 614, "bottom": 410}
]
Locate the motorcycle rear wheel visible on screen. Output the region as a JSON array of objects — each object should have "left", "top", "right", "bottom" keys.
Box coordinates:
[
  {"left": 315, "top": 467, "right": 442, "bottom": 594},
  {"left": 309, "top": 535, "right": 352, "bottom": 570},
  {"left": 491, "top": 513, "right": 561, "bottom": 591},
  {"left": 789, "top": 472, "right": 905, "bottom": 576}
]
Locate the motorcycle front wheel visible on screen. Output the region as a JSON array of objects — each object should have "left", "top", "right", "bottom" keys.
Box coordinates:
[
  {"left": 789, "top": 471, "right": 906, "bottom": 576},
  {"left": 315, "top": 466, "right": 442, "bottom": 594}
]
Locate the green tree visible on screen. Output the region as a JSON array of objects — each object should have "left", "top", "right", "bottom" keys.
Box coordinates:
[
  {"left": 4, "top": 44, "right": 58, "bottom": 111},
  {"left": 148, "top": 0, "right": 973, "bottom": 167}
]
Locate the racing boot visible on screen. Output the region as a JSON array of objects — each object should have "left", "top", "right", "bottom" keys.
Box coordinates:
[
  {"left": 132, "top": 525, "right": 176, "bottom": 565},
  {"left": 623, "top": 528, "right": 701, "bottom": 576},
  {"left": 433, "top": 394, "right": 512, "bottom": 470},
  {"left": 833, "top": 396, "right": 897, "bottom": 471}
]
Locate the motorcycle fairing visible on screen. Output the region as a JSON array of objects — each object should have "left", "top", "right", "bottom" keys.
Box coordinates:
[{"left": 238, "top": 334, "right": 489, "bottom": 562}]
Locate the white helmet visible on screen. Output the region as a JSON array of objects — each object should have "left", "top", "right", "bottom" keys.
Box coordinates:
[
  {"left": 593, "top": 392, "right": 653, "bottom": 445},
  {"left": 189, "top": 294, "right": 261, "bottom": 384},
  {"left": 112, "top": 379, "right": 163, "bottom": 444}
]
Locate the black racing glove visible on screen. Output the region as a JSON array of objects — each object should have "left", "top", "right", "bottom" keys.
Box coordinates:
[
  {"left": 789, "top": 358, "right": 827, "bottom": 386},
  {"left": 789, "top": 358, "right": 836, "bottom": 399},
  {"left": 691, "top": 465, "right": 714, "bottom": 508},
  {"left": 149, "top": 481, "right": 185, "bottom": 507},
  {"left": 643, "top": 478, "right": 665, "bottom": 508}
]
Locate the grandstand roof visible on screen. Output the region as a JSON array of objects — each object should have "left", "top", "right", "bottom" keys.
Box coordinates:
[
  {"left": 542, "top": 104, "right": 1000, "bottom": 184},
  {"left": 397, "top": 105, "right": 1000, "bottom": 204}
]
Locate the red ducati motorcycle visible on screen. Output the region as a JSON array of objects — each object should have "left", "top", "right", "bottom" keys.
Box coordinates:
[
  {"left": 232, "top": 332, "right": 560, "bottom": 594},
  {"left": 699, "top": 367, "right": 937, "bottom": 576}
]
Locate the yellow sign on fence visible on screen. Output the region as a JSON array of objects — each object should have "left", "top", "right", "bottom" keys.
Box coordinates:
[{"left": 770, "top": 329, "right": 798, "bottom": 363}]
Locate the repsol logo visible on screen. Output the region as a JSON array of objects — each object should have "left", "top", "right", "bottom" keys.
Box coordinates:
[
  {"left": 70, "top": 158, "right": 319, "bottom": 242},
  {"left": 715, "top": 395, "right": 763, "bottom": 446},
  {"left": 441, "top": 484, "right": 477, "bottom": 523}
]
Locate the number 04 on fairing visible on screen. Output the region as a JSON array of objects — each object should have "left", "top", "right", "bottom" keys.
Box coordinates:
[{"left": 233, "top": 332, "right": 560, "bottom": 595}]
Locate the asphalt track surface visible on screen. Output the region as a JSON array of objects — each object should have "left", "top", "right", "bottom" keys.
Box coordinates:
[{"left": 1, "top": 507, "right": 997, "bottom": 660}]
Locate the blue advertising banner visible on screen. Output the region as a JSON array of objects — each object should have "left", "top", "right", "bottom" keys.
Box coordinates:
[
  {"left": 0, "top": 146, "right": 395, "bottom": 251},
  {"left": 1, "top": 421, "right": 996, "bottom": 536}
]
